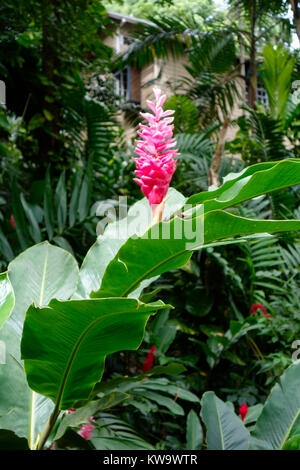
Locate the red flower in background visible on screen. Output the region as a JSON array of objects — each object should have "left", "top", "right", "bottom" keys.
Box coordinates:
[
  {"left": 239, "top": 403, "right": 248, "bottom": 422},
  {"left": 10, "top": 215, "right": 15, "bottom": 229},
  {"left": 250, "top": 303, "right": 272, "bottom": 319},
  {"left": 142, "top": 345, "right": 156, "bottom": 373}
]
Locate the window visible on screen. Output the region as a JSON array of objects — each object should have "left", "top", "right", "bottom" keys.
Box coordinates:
[
  {"left": 114, "top": 66, "right": 141, "bottom": 104},
  {"left": 114, "top": 67, "right": 130, "bottom": 101},
  {"left": 245, "top": 61, "right": 269, "bottom": 109},
  {"left": 245, "top": 82, "right": 269, "bottom": 109},
  {"left": 257, "top": 84, "right": 269, "bottom": 108}
]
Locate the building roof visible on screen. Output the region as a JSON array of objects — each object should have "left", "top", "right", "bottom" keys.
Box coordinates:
[{"left": 107, "top": 10, "right": 155, "bottom": 27}]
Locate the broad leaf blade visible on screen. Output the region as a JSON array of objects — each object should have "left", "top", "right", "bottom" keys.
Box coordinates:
[
  {"left": 0, "top": 272, "right": 14, "bottom": 329},
  {"left": 75, "top": 187, "right": 185, "bottom": 299},
  {"left": 187, "top": 159, "right": 300, "bottom": 210},
  {"left": 93, "top": 211, "right": 300, "bottom": 298},
  {"left": 251, "top": 361, "right": 300, "bottom": 450},
  {"left": 21, "top": 298, "right": 167, "bottom": 409},
  {"left": 0, "top": 242, "right": 79, "bottom": 447},
  {"left": 186, "top": 409, "right": 203, "bottom": 450},
  {"left": 201, "top": 391, "right": 249, "bottom": 450}
]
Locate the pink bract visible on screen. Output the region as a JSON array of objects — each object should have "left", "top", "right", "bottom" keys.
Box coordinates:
[
  {"left": 77, "top": 421, "right": 95, "bottom": 440},
  {"left": 133, "top": 87, "right": 178, "bottom": 209}
]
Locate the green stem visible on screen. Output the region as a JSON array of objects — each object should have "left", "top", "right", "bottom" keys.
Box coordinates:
[{"left": 36, "top": 405, "right": 61, "bottom": 450}]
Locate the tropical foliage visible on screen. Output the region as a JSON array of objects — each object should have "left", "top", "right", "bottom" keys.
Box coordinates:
[{"left": 1, "top": 0, "right": 300, "bottom": 453}]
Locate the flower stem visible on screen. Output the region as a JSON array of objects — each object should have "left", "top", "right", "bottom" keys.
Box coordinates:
[
  {"left": 151, "top": 200, "right": 165, "bottom": 225},
  {"left": 36, "top": 406, "right": 61, "bottom": 450}
]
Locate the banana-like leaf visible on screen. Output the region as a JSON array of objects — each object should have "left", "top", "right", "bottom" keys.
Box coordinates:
[
  {"left": 201, "top": 391, "right": 249, "bottom": 450},
  {"left": 0, "top": 242, "right": 79, "bottom": 448},
  {"left": 187, "top": 159, "right": 300, "bottom": 211},
  {"left": 0, "top": 272, "right": 14, "bottom": 329},
  {"left": 250, "top": 361, "right": 300, "bottom": 450},
  {"left": 21, "top": 298, "right": 168, "bottom": 410},
  {"left": 74, "top": 187, "right": 185, "bottom": 299},
  {"left": 92, "top": 211, "right": 300, "bottom": 298},
  {"left": 186, "top": 409, "right": 203, "bottom": 450}
]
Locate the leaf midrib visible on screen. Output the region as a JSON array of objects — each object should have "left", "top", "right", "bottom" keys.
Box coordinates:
[
  {"left": 53, "top": 306, "right": 151, "bottom": 410},
  {"left": 29, "top": 244, "right": 48, "bottom": 449},
  {"left": 279, "top": 407, "right": 300, "bottom": 450},
  {"left": 119, "top": 215, "right": 300, "bottom": 298}
]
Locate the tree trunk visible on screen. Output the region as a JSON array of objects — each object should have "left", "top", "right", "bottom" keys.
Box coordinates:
[
  {"left": 248, "top": 0, "right": 257, "bottom": 109},
  {"left": 290, "top": 0, "right": 300, "bottom": 43},
  {"left": 38, "top": 0, "right": 63, "bottom": 174},
  {"left": 208, "top": 117, "right": 231, "bottom": 187}
]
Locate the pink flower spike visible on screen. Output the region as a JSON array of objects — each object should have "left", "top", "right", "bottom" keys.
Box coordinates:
[
  {"left": 133, "top": 88, "right": 178, "bottom": 221},
  {"left": 77, "top": 422, "right": 95, "bottom": 440}
]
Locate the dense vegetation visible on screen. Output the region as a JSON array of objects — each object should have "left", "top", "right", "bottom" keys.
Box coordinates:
[{"left": 0, "top": 0, "right": 300, "bottom": 451}]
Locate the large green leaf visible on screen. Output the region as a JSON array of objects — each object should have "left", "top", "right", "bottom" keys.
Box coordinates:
[
  {"left": 0, "top": 242, "right": 79, "bottom": 448},
  {"left": 21, "top": 298, "right": 167, "bottom": 410},
  {"left": 74, "top": 188, "right": 185, "bottom": 299},
  {"left": 201, "top": 391, "right": 249, "bottom": 450},
  {"left": 0, "top": 272, "right": 14, "bottom": 329},
  {"left": 250, "top": 361, "right": 300, "bottom": 450},
  {"left": 187, "top": 159, "right": 300, "bottom": 211},
  {"left": 186, "top": 409, "right": 203, "bottom": 450},
  {"left": 92, "top": 210, "right": 300, "bottom": 298}
]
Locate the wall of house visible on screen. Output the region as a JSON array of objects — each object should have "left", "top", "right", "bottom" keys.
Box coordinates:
[{"left": 102, "top": 14, "right": 248, "bottom": 144}]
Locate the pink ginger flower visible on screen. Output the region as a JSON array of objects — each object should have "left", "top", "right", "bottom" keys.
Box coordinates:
[
  {"left": 133, "top": 87, "right": 178, "bottom": 220},
  {"left": 77, "top": 420, "right": 95, "bottom": 440},
  {"left": 66, "top": 410, "right": 95, "bottom": 440}
]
